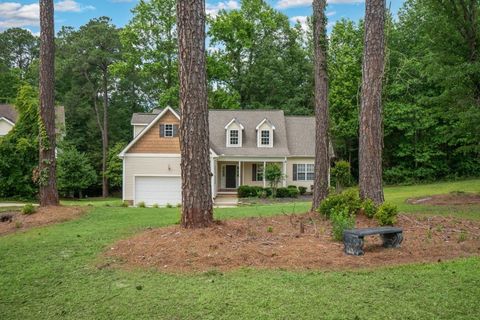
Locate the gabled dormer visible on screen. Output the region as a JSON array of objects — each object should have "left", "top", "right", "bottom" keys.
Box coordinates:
[
  {"left": 225, "top": 118, "right": 244, "bottom": 148},
  {"left": 256, "top": 118, "right": 275, "bottom": 148}
]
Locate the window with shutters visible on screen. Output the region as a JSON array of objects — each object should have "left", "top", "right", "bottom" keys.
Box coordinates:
[
  {"left": 294, "top": 163, "right": 315, "bottom": 181},
  {"left": 252, "top": 163, "right": 264, "bottom": 181},
  {"left": 164, "top": 124, "right": 173, "bottom": 137}
]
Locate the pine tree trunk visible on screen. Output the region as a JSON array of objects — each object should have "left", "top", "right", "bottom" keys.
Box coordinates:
[
  {"left": 177, "top": 0, "right": 213, "bottom": 228},
  {"left": 359, "top": 0, "right": 386, "bottom": 204},
  {"left": 311, "top": 0, "right": 330, "bottom": 211},
  {"left": 39, "top": 0, "right": 59, "bottom": 207},
  {"left": 102, "top": 71, "right": 109, "bottom": 198}
]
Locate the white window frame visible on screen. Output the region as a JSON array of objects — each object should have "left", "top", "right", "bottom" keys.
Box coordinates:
[
  {"left": 164, "top": 124, "right": 173, "bottom": 137},
  {"left": 297, "top": 164, "right": 315, "bottom": 181},
  {"left": 229, "top": 129, "right": 239, "bottom": 146},
  {"left": 260, "top": 130, "right": 270, "bottom": 146}
]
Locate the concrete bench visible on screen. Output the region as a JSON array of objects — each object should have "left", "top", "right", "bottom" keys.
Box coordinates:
[{"left": 343, "top": 227, "right": 403, "bottom": 256}]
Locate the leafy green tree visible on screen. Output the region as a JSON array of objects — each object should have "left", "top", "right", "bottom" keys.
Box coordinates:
[
  {"left": 105, "top": 142, "right": 125, "bottom": 190},
  {"left": 208, "top": 0, "right": 313, "bottom": 113},
  {"left": 57, "top": 145, "right": 97, "bottom": 198},
  {"left": 0, "top": 85, "right": 39, "bottom": 199},
  {"left": 265, "top": 163, "right": 284, "bottom": 197},
  {"left": 0, "top": 28, "right": 39, "bottom": 77},
  {"left": 114, "top": 0, "right": 178, "bottom": 108}
]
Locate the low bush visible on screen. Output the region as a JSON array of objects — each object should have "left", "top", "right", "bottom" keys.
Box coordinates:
[
  {"left": 166, "top": 203, "right": 173, "bottom": 208},
  {"left": 238, "top": 185, "right": 264, "bottom": 198},
  {"left": 22, "top": 203, "right": 36, "bottom": 215},
  {"left": 318, "top": 189, "right": 361, "bottom": 218},
  {"left": 331, "top": 208, "right": 355, "bottom": 241},
  {"left": 137, "top": 201, "right": 146, "bottom": 208},
  {"left": 362, "top": 199, "right": 378, "bottom": 219},
  {"left": 152, "top": 203, "right": 159, "bottom": 208},
  {"left": 276, "top": 187, "right": 290, "bottom": 198},
  {"left": 375, "top": 202, "right": 398, "bottom": 226},
  {"left": 287, "top": 186, "right": 299, "bottom": 198},
  {"left": 298, "top": 186, "right": 307, "bottom": 195},
  {"left": 121, "top": 201, "right": 129, "bottom": 208}
]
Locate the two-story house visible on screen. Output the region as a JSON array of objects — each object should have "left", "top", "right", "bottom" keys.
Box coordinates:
[{"left": 119, "top": 106, "right": 331, "bottom": 206}]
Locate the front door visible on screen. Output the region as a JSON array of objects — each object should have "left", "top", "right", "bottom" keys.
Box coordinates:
[{"left": 225, "top": 165, "right": 237, "bottom": 189}]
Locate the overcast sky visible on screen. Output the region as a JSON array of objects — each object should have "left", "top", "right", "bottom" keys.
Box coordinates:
[{"left": 0, "top": 0, "right": 406, "bottom": 35}]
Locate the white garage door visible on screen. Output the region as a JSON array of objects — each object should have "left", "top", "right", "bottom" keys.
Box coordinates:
[{"left": 135, "top": 176, "right": 182, "bottom": 207}]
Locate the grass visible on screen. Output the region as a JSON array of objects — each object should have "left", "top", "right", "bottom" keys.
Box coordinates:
[{"left": 0, "top": 180, "right": 479, "bottom": 319}]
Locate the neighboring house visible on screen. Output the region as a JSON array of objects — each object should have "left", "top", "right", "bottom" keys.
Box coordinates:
[
  {"left": 120, "top": 107, "right": 333, "bottom": 206},
  {"left": 0, "top": 104, "right": 66, "bottom": 138}
]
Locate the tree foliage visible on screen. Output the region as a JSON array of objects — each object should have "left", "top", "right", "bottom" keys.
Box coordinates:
[{"left": 57, "top": 144, "right": 97, "bottom": 197}]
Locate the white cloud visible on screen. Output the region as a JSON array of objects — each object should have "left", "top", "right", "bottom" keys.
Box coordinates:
[
  {"left": 206, "top": 0, "right": 239, "bottom": 17},
  {"left": 327, "top": 11, "right": 336, "bottom": 16},
  {"left": 289, "top": 15, "right": 309, "bottom": 31},
  {"left": 110, "top": 0, "right": 136, "bottom": 3},
  {"left": 277, "top": 0, "right": 363, "bottom": 9},
  {"left": 0, "top": 1, "right": 95, "bottom": 29}
]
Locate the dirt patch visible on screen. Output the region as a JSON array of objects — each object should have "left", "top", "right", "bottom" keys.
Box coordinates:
[
  {"left": 240, "top": 195, "right": 312, "bottom": 205},
  {"left": 0, "top": 206, "right": 87, "bottom": 236},
  {"left": 407, "top": 192, "right": 480, "bottom": 206},
  {"left": 104, "top": 213, "right": 480, "bottom": 273}
]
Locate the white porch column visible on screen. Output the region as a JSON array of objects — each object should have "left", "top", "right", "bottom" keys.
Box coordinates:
[
  {"left": 211, "top": 157, "right": 216, "bottom": 198},
  {"left": 263, "top": 161, "right": 267, "bottom": 188},
  {"left": 282, "top": 158, "right": 287, "bottom": 187}
]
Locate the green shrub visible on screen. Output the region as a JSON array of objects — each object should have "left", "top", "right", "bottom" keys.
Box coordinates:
[
  {"left": 166, "top": 203, "right": 173, "bottom": 208},
  {"left": 375, "top": 202, "right": 398, "bottom": 226},
  {"left": 331, "top": 208, "right": 355, "bottom": 241},
  {"left": 287, "top": 186, "right": 299, "bottom": 198},
  {"left": 276, "top": 187, "right": 290, "bottom": 198},
  {"left": 362, "top": 199, "right": 378, "bottom": 219},
  {"left": 137, "top": 201, "right": 146, "bottom": 208},
  {"left": 121, "top": 201, "right": 129, "bottom": 208},
  {"left": 298, "top": 186, "right": 307, "bottom": 195},
  {"left": 237, "top": 185, "right": 252, "bottom": 198},
  {"left": 152, "top": 203, "right": 159, "bottom": 208},
  {"left": 257, "top": 189, "right": 268, "bottom": 198},
  {"left": 330, "top": 160, "right": 354, "bottom": 191},
  {"left": 22, "top": 203, "right": 36, "bottom": 215},
  {"left": 318, "top": 189, "right": 361, "bottom": 218}
]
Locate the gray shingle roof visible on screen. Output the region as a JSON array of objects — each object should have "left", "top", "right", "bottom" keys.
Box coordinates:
[
  {"left": 0, "top": 104, "right": 66, "bottom": 134},
  {"left": 130, "top": 109, "right": 319, "bottom": 157},
  {"left": 0, "top": 104, "right": 18, "bottom": 123},
  {"left": 209, "top": 110, "right": 290, "bottom": 157}
]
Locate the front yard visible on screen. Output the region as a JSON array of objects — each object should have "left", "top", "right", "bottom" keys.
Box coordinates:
[{"left": 1, "top": 180, "right": 480, "bottom": 319}]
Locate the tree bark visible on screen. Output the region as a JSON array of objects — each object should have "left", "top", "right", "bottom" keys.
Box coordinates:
[
  {"left": 311, "top": 0, "right": 330, "bottom": 211},
  {"left": 102, "top": 70, "right": 109, "bottom": 198},
  {"left": 359, "top": 0, "right": 386, "bottom": 204},
  {"left": 177, "top": 0, "right": 213, "bottom": 228},
  {"left": 38, "top": 0, "right": 59, "bottom": 206}
]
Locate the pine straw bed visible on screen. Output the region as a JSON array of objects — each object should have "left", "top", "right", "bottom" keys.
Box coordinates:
[{"left": 104, "top": 213, "right": 480, "bottom": 273}]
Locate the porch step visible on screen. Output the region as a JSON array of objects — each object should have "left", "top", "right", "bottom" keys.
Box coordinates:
[{"left": 216, "top": 192, "right": 238, "bottom": 197}]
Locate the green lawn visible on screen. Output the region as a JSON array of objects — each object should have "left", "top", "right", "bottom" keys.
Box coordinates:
[{"left": 1, "top": 180, "right": 480, "bottom": 319}]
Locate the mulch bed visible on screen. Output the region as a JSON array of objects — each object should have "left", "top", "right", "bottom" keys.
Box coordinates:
[
  {"left": 104, "top": 213, "right": 480, "bottom": 273},
  {"left": 0, "top": 206, "right": 87, "bottom": 236},
  {"left": 407, "top": 192, "right": 480, "bottom": 206}
]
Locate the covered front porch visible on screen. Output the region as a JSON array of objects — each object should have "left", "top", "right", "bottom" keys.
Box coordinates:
[{"left": 211, "top": 157, "right": 288, "bottom": 198}]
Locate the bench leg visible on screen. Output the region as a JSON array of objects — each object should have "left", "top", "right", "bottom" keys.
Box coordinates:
[
  {"left": 344, "top": 234, "right": 364, "bottom": 256},
  {"left": 381, "top": 232, "right": 403, "bottom": 248}
]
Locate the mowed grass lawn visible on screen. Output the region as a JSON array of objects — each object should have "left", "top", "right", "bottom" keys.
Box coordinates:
[{"left": 1, "top": 180, "right": 480, "bottom": 319}]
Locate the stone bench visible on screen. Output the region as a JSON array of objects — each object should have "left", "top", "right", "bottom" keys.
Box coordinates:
[{"left": 343, "top": 227, "right": 403, "bottom": 256}]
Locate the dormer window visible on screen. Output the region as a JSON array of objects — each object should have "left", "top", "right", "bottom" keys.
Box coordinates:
[
  {"left": 256, "top": 118, "right": 275, "bottom": 148},
  {"left": 225, "top": 118, "right": 244, "bottom": 147},
  {"left": 229, "top": 129, "right": 239, "bottom": 145},
  {"left": 260, "top": 130, "right": 270, "bottom": 145}
]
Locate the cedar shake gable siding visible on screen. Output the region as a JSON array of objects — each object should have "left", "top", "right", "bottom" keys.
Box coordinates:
[{"left": 128, "top": 110, "right": 180, "bottom": 154}]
